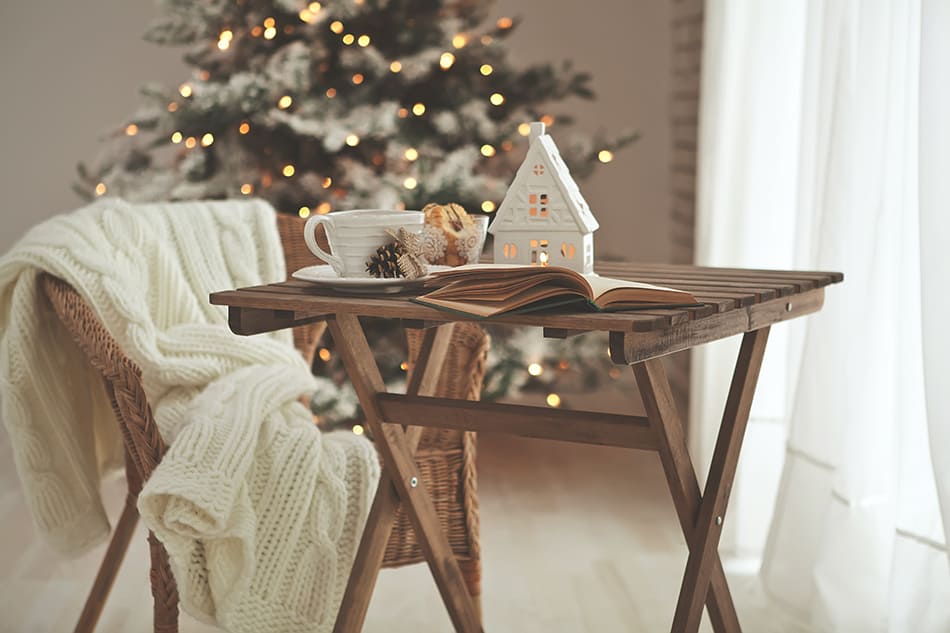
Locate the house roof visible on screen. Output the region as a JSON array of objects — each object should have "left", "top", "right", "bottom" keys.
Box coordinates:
[{"left": 490, "top": 123, "right": 599, "bottom": 235}]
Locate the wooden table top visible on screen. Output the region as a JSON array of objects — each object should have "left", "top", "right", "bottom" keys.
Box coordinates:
[{"left": 211, "top": 261, "right": 842, "bottom": 364}]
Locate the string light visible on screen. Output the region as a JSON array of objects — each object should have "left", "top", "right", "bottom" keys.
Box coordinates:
[
  {"left": 264, "top": 26, "right": 277, "bottom": 39},
  {"left": 238, "top": 121, "right": 250, "bottom": 134},
  {"left": 489, "top": 92, "right": 505, "bottom": 106},
  {"left": 95, "top": 182, "right": 107, "bottom": 196},
  {"left": 217, "top": 29, "right": 233, "bottom": 50},
  {"left": 316, "top": 202, "right": 331, "bottom": 214},
  {"left": 352, "top": 73, "right": 364, "bottom": 84},
  {"left": 480, "top": 64, "right": 493, "bottom": 76},
  {"left": 481, "top": 34, "right": 493, "bottom": 45},
  {"left": 399, "top": 361, "right": 409, "bottom": 371},
  {"left": 200, "top": 133, "right": 214, "bottom": 147},
  {"left": 342, "top": 33, "right": 355, "bottom": 45},
  {"left": 251, "top": 26, "right": 263, "bottom": 37},
  {"left": 404, "top": 147, "right": 419, "bottom": 161},
  {"left": 518, "top": 123, "right": 532, "bottom": 136},
  {"left": 412, "top": 102, "right": 426, "bottom": 116},
  {"left": 539, "top": 251, "right": 550, "bottom": 265},
  {"left": 318, "top": 347, "right": 331, "bottom": 361},
  {"left": 125, "top": 124, "right": 139, "bottom": 136},
  {"left": 546, "top": 393, "right": 561, "bottom": 408},
  {"left": 179, "top": 83, "right": 193, "bottom": 97},
  {"left": 452, "top": 34, "right": 468, "bottom": 48},
  {"left": 357, "top": 34, "right": 371, "bottom": 47},
  {"left": 264, "top": 17, "right": 276, "bottom": 27},
  {"left": 278, "top": 95, "right": 293, "bottom": 109},
  {"left": 298, "top": 206, "right": 311, "bottom": 218},
  {"left": 397, "top": 107, "right": 409, "bottom": 118},
  {"left": 240, "top": 183, "right": 253, "bottom": 195},
  {"left": 329, "top": 20, "right": 344, "bottom": 34},
  {"left": 184, "top": 136, "right": 197, "bottom": 148},
  {"left": 299, "top": 9, "right": 317, "bottom": 23},
  {"left": 167, "top": 102, "right": 179, "bottom": 112},
  {"left": 502, "top": 140, "right": 514, "bottom": 152},
  {"left": 390, "top": 60, "right": 402, "bottom": 73},
  {"left": 528, "top": 363, "right": 543, "bottom": 376},
  {"left": 558, "top": 359, "right": 570, "bottom": 370},
  {"left": 497, "top": 17, "right": 513, "bottom": 29},
  {"left": 198, "top": 70, "right": 210, "bottom": 81},
  {"left": 481, "top": 200, "right": 496, "bottom": 212},
  {"left": 439, "top": 52, "right": 455, "bottom": 70},
  {"left": 540, "top": 114, "right": 555, "bottom": 126},
  {"left": 480, "top": 144, "right": 496, "bottom": 157},
  {"left": 345, "top": 134, "right": 360, "bottom": 147},
  {"left": 598, "top": 150, "right": 614, "bottom": 163},
  {"left": 322, "top": 177, "right": 333, "bottom": 188},
  {"left": 170, "top": 131, "right": 183, "bottom": 143},
  {"left": 403, "top": 177, "right": 418, "bottom": 190},
  {"left": 326, "top": 87, "right": 337, "bottom": 98},
  {"left": 352, "top": 424, "right": 364, "bottom": 435},
  {"left": 309, "top": 1, "right": 322, "bottom": 11},
  {"left": 282, "top": 164, "right": 295, "bottom": 177},
  {"left": 608, "top": 367, "right": 622, "bottom": 379}
]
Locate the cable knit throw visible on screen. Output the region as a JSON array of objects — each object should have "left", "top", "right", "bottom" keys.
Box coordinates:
[{"left": 0, "top": 199, "right": 380, "bottom": 632}]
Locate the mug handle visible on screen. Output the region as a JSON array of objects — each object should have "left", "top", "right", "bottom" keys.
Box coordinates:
[{"left": 304, "top": 214, "right": 345, "bottom": 274}]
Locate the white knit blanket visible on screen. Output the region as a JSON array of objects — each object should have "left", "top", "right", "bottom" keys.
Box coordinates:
[{"left": 0, "top": 199, "right": 379, "bottom": 632}]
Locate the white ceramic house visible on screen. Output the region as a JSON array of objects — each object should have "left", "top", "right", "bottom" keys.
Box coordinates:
[{"left": 490, "top": 122, "right": 598, "bottom": 274}]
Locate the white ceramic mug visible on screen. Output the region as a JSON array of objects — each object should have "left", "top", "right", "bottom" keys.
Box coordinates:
[{"left": 304, "top": 209, "right": 425, "bottom": 277}]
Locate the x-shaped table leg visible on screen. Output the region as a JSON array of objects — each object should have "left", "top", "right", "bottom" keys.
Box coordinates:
[
  {"left": 329, "top": 314, "right": 482, "bottom": 633},
  {"left": 634, "top": 327, "right": 770, "bottom": 633}
]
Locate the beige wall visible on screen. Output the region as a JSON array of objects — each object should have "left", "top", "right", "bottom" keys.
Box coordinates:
[{"left": 0, "top": 1, "right": 670, "bottom": 262}]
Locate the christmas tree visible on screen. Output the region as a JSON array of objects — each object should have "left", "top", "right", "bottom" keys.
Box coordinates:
[
  {"left": 79, "top": 0, "right": 637, "bottom": 425},
  {"left": 77, "top": 0, "right": 634, "bottom": 216}
]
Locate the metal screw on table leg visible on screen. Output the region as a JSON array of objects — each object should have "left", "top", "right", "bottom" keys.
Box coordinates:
[
  {"left": 715, "top": 515, "right": 723, "bottom": 526},
  {"left": 410, "top": 476, "right": 418, "bottom": 488}
]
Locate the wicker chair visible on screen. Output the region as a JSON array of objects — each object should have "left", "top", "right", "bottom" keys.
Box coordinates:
[{"left": 41, "top": 213, "right": 485, "bottom": 633}]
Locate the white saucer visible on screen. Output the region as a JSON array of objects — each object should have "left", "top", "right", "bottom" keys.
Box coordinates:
[{"left": 292, "top": 265, "right": 449, "bottom": 294}]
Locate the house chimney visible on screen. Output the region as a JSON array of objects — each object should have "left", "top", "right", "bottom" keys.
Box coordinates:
[{"left": 529, "top": 121, "right": 545, "bottom": 143}]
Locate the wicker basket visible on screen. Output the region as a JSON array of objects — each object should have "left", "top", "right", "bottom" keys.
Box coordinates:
[{"left": 41, "top": 212, "right": 485, "bottom": 633}]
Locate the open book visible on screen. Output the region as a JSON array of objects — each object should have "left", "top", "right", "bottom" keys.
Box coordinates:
[{"left": 412, "top": 264, "right": 699, "bottom": 318}]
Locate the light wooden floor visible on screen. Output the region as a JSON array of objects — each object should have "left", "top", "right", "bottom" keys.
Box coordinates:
[{"left": 0, "top": 389, "right": 784, "bottom": 633}]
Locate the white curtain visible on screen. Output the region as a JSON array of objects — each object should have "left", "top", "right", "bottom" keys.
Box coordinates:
[{"left": 696, "top": 1, "right": 950, "bottom": 631}]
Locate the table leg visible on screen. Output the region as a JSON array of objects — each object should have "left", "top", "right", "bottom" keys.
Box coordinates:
[
  {"left": 633, "top": 327, "right": 769, "bottom": 633},
  {"left": 332, "top": 324, "right": 453, "bottom": 633},
  {"left": 329, "top": 315, "right": 481, "bottom": 633}
]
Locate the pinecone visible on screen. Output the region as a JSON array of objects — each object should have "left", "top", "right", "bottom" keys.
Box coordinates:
[{"left": 366, "top": 241, "right": 406, "bottom": 278}]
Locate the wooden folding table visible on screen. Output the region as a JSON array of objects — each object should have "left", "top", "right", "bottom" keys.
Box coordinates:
[{"left": 210, "top": 262, "right": 842, "bottom": 633}]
